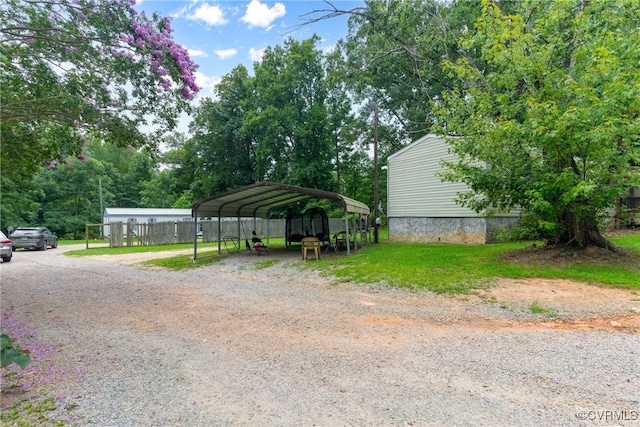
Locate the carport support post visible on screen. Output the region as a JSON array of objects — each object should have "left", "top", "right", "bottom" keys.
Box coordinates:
[
  {"left": 266, "top": 217, "right": 270, "bottom": 245},
  {"left": 237, "top": 216, "right": 241, "bottom": 251},
  {"left": 344, "top": 212, "right": 350, "bottom": 256},
  {"left": 354, "top": 213, "right": 358, "bottom": 252},
  {"left": 217, "top": 217, "right": 222, "bottom": 254},
  {"left": 193, "top": 210, "right": 198, "bottom": 261}
]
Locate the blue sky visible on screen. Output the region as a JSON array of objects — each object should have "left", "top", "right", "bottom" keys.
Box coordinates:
[{"left": 135, "top": 0, "right": 363, "bottom": 102}]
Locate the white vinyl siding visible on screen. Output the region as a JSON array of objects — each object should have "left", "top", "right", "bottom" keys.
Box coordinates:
[
  {"left": 103, "top": 208, "right": 194, "bottom": 230},
  {"left": 388, "top": 134, "right": 477, "bottom": 218}
]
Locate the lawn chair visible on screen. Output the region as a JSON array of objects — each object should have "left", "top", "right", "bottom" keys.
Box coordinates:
[{"left": 248, "top": 231, "right": 269, "bottom": 256}]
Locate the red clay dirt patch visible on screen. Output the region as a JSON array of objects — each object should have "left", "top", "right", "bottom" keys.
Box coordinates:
[
  {"left": 486, "top": 237, "right": 640, "bottom": 331},
  {"left": 486, "top": 277, "right": 637, "bottom": 306},
  {"left": 469, "top": 315, "right": 640, "bottom": 333},
  {"left": 473, "top": 278, "right": 640, "bottom": 332},
  {"left": 354, "top": 277, "right": 640, "bottom": 333}
]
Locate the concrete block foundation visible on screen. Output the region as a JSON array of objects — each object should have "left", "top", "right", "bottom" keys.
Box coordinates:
[{"left": 388, "top": 217, "right": 520, "bottom": 244}]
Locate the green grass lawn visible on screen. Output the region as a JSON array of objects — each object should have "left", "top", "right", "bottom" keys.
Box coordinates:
[
  {"left": 62, "top": 232, "right": 640, "bottom": 293},
  {"left": 322, "top": 237, "right": 639, "bottom": 293}
]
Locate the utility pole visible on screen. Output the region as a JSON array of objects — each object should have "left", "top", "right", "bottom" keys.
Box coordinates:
[
  {"left": 370, "top": 100, "right": 379, "bottom": 244},
  {"left": 99, "top": 177, "right": 104, "bottom": 238}
]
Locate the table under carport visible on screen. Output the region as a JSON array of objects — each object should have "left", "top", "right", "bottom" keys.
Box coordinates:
[{"left": 191, "top": 181, "right": 370, "bottom": 260}]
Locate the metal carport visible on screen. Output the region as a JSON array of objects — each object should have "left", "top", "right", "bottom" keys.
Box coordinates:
[{"left": 191, "top": 181, "right": 370, "bottom": 259}]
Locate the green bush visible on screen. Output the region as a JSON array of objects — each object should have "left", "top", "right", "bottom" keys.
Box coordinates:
[{"left": 1, "top": 333, "right": 32, "bottom": 369}]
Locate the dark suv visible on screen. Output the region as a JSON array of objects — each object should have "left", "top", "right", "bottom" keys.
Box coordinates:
[{"left": 10, "top": 227, "right": 58, "bottom": 251}]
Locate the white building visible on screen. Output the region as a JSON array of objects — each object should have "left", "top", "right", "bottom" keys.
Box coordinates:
[
  {"left": 387, "top": 134, "right": 520, "bottom": 244},
  {"left": 102, "top": 208, "right": 193, "bottom": 236}
]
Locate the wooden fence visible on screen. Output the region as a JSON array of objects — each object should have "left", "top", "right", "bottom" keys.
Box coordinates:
[{"left": 99, "top": 218, "right": 350, "bottom": 247}]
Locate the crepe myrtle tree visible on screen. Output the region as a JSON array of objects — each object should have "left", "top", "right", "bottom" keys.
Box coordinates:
[
  {"left": 0, "top": 0, "right": 199, "bottom": 180},
  {"left": 433, "top": 0, "right": 640, "bottom": 250}
]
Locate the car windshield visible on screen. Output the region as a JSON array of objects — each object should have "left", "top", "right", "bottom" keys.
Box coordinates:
[{"left": 12, "top": 229, "right": 42, "bottom": 235}]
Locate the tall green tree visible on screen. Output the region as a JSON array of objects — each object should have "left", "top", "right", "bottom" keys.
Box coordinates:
[
  {"left": 245, "top": 37, "right": 336, "bottom": 191},
  {"left": 189, "top": 65, "right": 257, "bottom": 196},
  {"left": 324, "top": 44, "right": 364, "bottom": 197},
  {"left": 86, "top": 140, "right": 155, "bottom": 208},
  {"left": 33, "top": 157, "right": 113, "bottom": 238},
  {"left": 339, "top": 0, "right": 479, "bottom": 141},
  {"left": 137, "top": 132, "right": 196, "bottom": 207},
  {"left": 433, "top": 0, "right": 640, "bottom": 248},
  {"left": 0, "top": 178, "right": 42, "bottom": 233},
  {"left": 139, "top": 170, "right": 182, "bottom": 208},
  {"left": 1, "top": 0, "right": 199, "bottom": 181}
]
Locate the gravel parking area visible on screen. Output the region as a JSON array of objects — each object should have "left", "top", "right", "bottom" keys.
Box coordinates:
[{"left": 1, "top": 245, "right": 639, "bottom": 426}]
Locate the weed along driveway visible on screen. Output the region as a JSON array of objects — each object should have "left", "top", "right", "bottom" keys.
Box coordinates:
[{"left": 1, "top": 245, "right": 639, "bottom": 426}]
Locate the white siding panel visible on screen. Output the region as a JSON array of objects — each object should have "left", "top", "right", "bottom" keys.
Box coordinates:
[{"left": 388, "top": 134, "right": 477, "bottom": 218}]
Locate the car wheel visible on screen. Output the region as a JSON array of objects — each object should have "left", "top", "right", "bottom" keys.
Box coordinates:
[
  {"left": 41, "top": 242, "right": 47, "bottom": 251},
  {"left": 52, "top": 240, "right": 58, "bottom": 249}
]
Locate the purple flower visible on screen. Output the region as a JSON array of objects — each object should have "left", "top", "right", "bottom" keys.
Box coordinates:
[{"left": 159, "top": 78, "right": 172, "bottom": 89}]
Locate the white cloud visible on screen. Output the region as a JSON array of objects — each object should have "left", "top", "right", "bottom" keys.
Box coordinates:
[
  {"left": 188, "top": 3, "right": 228, "bottom": 26},
  {"left": 248, "top": 47, "right": 266, "bottom": 62},
  {"left": 194, "top": 71, "right": 222, "bottom": 99},
  {"left": 215, "top": 48, "right": 238, "bottom": 60},
  {"left": 322, "top": 44, "right": 337, "bottom": 55},
  {"left": 188, "top": 48, "right": 208, "bottom": 58},
  {"left": 169, "top": 3, "right": 192, "bottom": 19},
  {"left": 241, "top": 0, "right": 286, "bottom": 29}
]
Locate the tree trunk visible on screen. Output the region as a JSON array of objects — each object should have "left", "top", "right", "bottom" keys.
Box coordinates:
[{"left": 556, "top": 210, "right": 617, "bottom": 252}]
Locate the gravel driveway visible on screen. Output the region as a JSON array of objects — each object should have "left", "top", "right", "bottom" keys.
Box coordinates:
[{"left": 1, "top": 245, "right": 639, "bottom": 426}]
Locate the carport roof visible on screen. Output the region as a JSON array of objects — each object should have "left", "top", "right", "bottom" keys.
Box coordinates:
[{"left": 192, "top": 181, "right": 370, "bottom": 218}]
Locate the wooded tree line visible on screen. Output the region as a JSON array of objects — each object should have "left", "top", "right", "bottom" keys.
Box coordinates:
[{"left": 2, "top": 0, "right": 638, "bottom": 247}]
